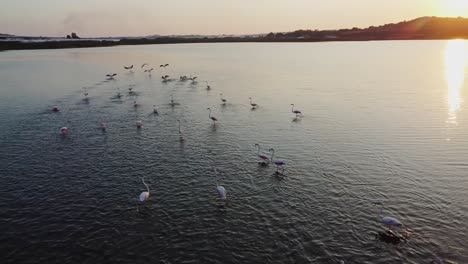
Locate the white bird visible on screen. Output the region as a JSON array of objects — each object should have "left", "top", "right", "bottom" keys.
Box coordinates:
[
  {"left": 137, "top": 120, "right": 143, "bottom": 128},
  {"left": 217, "top": 185, "right": 226, "bottom": 200},
  {"left": 139, "top": 177, "right": 150, "bottom": 202},
  {"left": 249, "top": 97, "right": 258, "bottom": 109},
  {"left": 160, "top": 64, "right": 169, "bottom": 67},
  {"left": 374, "top": 202, "right": 403, "bottom": 229},
  {"left": 124, "top": 65, "right": 133, "bottom": 70},
  {"left": 189, "top": 76, "right": 197, "bottom": 81},
  {"left": 206, "top": 81, "right": 211, "bottom": 90},
  {"left": 153, "top": 105, "right": 158, "bottom": 115},
  {"left": 82, "top": 87, "right": 89, "bottom": 98},
  {"left": 100, "top": 122, "right": 107, "bottom": 131},
  {"left": 134, "top": 101, "right": 139, "bottom": 108},
  {"left": 214, "top": 168, "right": 226, "bottom": 200},
  {"left": 291, "top": 104, "right": 303, "bottom": 117},
  {"left": 144, "top": 68, "right": 154, "bottom": 74},
  {"left": 60, "top": 127, "right": 69, "bottom": 135},
  {"left": 162, "top": 75, "right": 170, "bottom": 81},
  {"left": 219, "top": 93, "right": 227, "bottom": 104},
  {"left": 141, "top": 63, "right": 148, "bottom": 68},
  {"left": 207, "top": 108, "right": 218, "bottom": 123}
]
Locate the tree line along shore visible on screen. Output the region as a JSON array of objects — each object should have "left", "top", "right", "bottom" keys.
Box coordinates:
[{"left": 1, "top": 16, "right": 468, "bottom": 51}]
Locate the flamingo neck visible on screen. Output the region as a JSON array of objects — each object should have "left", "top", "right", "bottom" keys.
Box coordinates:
[{"left": 142, "top": 178, "right": 149, "bottom": 193}]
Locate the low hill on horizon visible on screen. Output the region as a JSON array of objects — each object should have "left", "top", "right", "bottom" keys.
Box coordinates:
[
  {"left": 266, "top": 16, "right": 468, "bottom": 41},
  {"left": 1, "top": 16, "right": 468, "bottom": 51}
]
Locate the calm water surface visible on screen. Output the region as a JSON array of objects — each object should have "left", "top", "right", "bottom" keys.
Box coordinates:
[{"left": 0, "top": 41, "right": 467, "bottom": 263}]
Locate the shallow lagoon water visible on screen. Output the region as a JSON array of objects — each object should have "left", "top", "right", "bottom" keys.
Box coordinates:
[{"left": 0, "top": 41, "right": 467, "bottom": 263}]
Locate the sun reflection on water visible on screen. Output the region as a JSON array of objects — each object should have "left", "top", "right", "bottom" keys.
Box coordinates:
[{"left": 445, "top": 40, "right": 467, "bottom": 125}]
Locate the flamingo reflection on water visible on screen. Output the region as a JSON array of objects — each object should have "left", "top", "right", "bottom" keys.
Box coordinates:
[{"left": 177, "top": 119, "right": 184, "bottom": 141}]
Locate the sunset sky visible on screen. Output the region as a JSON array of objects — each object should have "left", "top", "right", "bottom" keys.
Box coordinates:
[{"left": 1, "top": 0, "right": 468, "bottom": 37}]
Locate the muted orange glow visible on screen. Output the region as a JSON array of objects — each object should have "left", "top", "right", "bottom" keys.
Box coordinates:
[{"left": 445, "top": 39, "right": 467, "bottom": 124}]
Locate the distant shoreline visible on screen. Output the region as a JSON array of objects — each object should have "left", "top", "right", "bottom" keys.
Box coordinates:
[
  {"left": 1, "top": 37, "right": 466, "bottom": 52},
  {"left": 2, "top": 16, "right": 468, "bottom": 51}
]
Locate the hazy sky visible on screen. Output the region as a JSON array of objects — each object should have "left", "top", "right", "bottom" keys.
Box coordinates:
[{"left": 1, "top": 0, "right": 467, "bottom": 37}]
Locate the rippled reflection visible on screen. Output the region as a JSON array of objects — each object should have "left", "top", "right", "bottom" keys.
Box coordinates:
[{"left": 445, "top": 40, "right": 467, "bottom": 124}]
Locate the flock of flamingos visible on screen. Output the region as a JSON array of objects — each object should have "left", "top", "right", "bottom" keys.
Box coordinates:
[{"left": 50, "top": 62, "right": 420, "bottom": 249}]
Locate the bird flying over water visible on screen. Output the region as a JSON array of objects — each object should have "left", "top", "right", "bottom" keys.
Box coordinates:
[{"left": 106, "top": 73, "right": 117, "bottom": 80}]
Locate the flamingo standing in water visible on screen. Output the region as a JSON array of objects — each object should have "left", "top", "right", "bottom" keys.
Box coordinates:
[
  {"left": 255, "top": 144, "right": 270, "bottom": 165},
  {"left": 153, "top": 105, "right": 159, "bottom": 115},
  {"left": 82, "top": 87, "right": 89, "bottom": 99},
  {"left": 139, "top": 177, "right": 150, "bottom": 202},
  {"left": 136, "top": 120, "right": 143, "bottom": 129},
  {"left": 219, "top": 94, "right": 227, "bottom": 104},
  {"left": 249, "top": 97, "right": 258, "bottom": 109},
  {"left": 214, "top": 168, "right": 226, "bottom": 200},
  {"left": 133, "top": 101, "right": 139, "bottom": 108},
  {"left": 100, "top": 122, "right": 107, "bottom": 131},
  {"left": 207, "top": 108, "right": 218, "bottom": 124},
  {"left": 291, "top": 104, "right": 303, "bottom": 117},
  {"left": 269, "top": 148, "right": 286, "bottom": 174}
]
